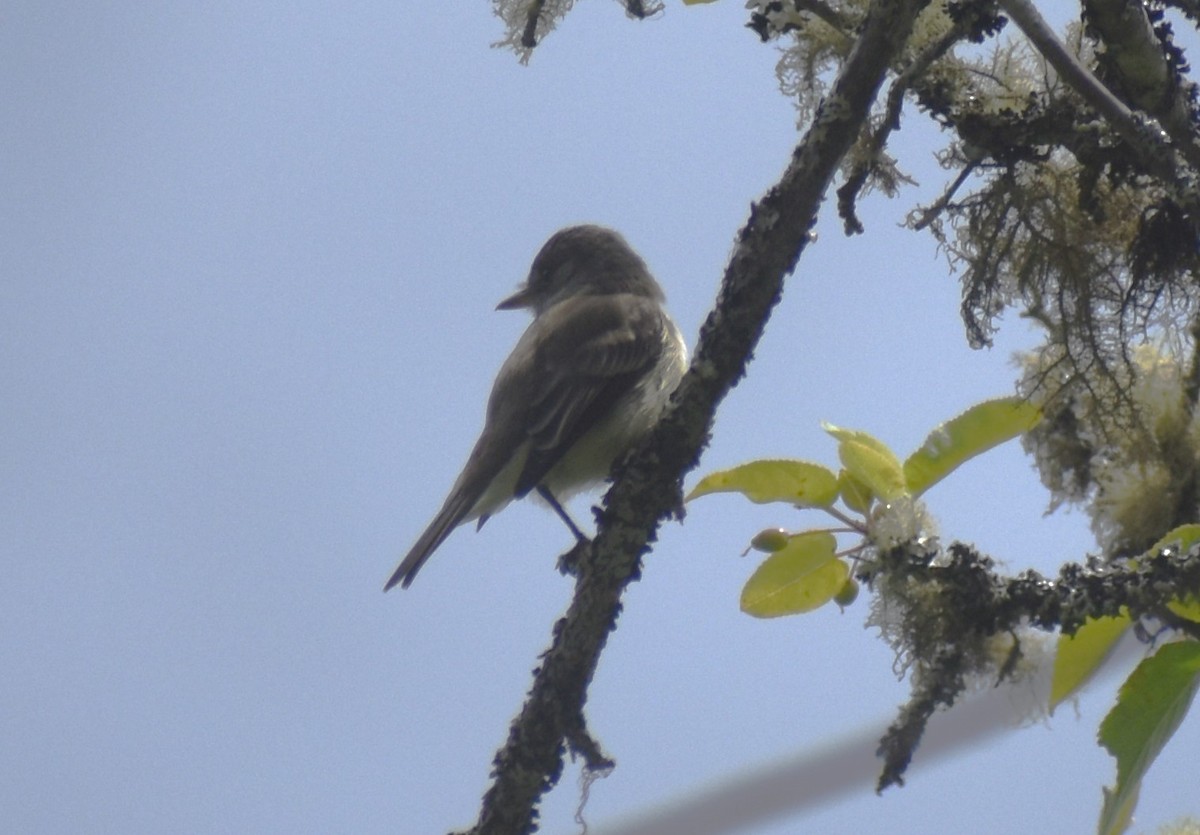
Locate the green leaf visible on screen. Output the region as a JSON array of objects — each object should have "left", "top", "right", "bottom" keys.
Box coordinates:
[
  {"left": 1099, "top": 783, "right": 1139, "bottom": 835},
  {"left": 1167, "top": 597, "right": 1200, "bottom": 623},
  {"left": 823, "top": 424, "right": 906, "bottom": 501},
  {"left": 686, "top": 459, "right": 839, "bottom": 507},
  {"left": 837, "top": 468, "right": 874, "bottom": 514},
  {"left": 740, "top": 532, "right": 846, "bottom": 618},
  {"left": 1097, "top": 641, "right": 1200, "bottom": 835},
  {"left": 1147, "top": 523, "right": 1200, "bottom": 556},
  {"left": 1049, "top": 613, "right": 1132, "bottom": 713},
  {"left": 902, "top": 397, "right": 1042, "bottom": 497}
]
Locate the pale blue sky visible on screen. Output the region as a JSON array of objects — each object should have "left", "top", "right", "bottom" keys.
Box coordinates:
[{"left": 3, "top": 2, "right": 1196, "bottom": 833}]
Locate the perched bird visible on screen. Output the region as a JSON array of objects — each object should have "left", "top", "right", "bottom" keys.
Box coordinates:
[{"left": 385, "top": 225, "right": 687, "bottom": 590}]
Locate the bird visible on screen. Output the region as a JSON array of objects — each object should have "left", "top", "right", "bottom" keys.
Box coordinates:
[{"left": 385, "top": 224, "right": 688, "bottom": 590}]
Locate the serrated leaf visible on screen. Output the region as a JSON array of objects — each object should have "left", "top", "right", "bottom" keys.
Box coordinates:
[
  {"left": 902, "top": 397, "right": 1042, "bottom": 497},
  {"left": 1097, "top": 641, "right": 1200, "bottom": 835},
  {"left": 823, "top": 424, "right": 906, "bottom": 501},
  {"left": 837, "top": 468, "right": 874, "bottom": 514},
  {"left": 1147, "top": 523, "right": 1200, "bottom": 556},
  {"left": 740, "top": 531, "right": 845, "bottom": 618},
  {"left": 1050, "top": 613, "right": 1131, "bottom": 713},
  {"left": 1167, "top": 597, "right": 1200, "bottom": 623},
  {"left": 686, "top": 459, "right": 839, "bottom": 507},
  {"left": 822, "top": 424, "right": 897, "bottom": 461}
]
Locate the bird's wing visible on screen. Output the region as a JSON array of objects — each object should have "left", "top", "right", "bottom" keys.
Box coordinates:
[
  {"left": 384, "top": 292, "right": 669, "bottom": 591},
  {"left": 513, "top": 293, "right": 667, "bottom": 498}
]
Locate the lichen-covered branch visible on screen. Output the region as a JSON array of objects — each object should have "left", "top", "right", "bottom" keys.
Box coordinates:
[
  {"left": 494, "top": 0, "right": 661, "bottom": 59},
  {"left": 866, "top": 540, "right": 1200, "bottom": 788},
  {"left": 876, "top": 643, "right": 966, "bottom": 790},
  {"left": 998, "top": 0, "right": 1198, "bottom": 189},
  {"left": 461, "top": 0, "right": 933, "bottom": 831},
  {"left": 1083, "top": 0, "right": 1200, "bottom": 167}
]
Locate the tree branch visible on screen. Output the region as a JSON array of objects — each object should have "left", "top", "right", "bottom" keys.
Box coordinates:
[
  {"left": 462, "top": 0, "right": 933, "bottom": 831},
  {"left": 500, "top": 0, "right": 660, "bottom": 58},
  {"left": 1083, "top": 0, "right": 1200, "bottom": 167},
  {"left": 867, "top": 539, "right": 1200, "bottom": 788},
  {"left": 838, "top": 13, "right": 977, "bottom": 234},
  {"left": 997, "top": 0, "right": 1200, "bottom": 189}
]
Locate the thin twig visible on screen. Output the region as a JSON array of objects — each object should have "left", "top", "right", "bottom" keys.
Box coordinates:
[
  {"left": 839, "top": 17, "right": 975, "bottom": 233},
  {"left": 911, "top": 161, "right": 977, "bottom": 230}
]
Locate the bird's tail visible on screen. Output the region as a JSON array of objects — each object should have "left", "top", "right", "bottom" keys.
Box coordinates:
[{"left": 384, "top": 494, "right": 472, "bottom": 591}]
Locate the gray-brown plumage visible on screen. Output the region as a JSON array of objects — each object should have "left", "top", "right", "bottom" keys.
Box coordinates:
[{"left": 385, "top": 225, "right": 687, "bottom": 591}]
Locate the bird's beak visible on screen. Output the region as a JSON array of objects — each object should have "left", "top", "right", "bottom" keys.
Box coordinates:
[{"left": 496, "top": 284, "right": 535, "bottom": 310}]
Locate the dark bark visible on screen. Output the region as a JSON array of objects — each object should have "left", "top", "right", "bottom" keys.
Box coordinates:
[{"left": 463, "top": 0, "right": 933, "bottom": 830}]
